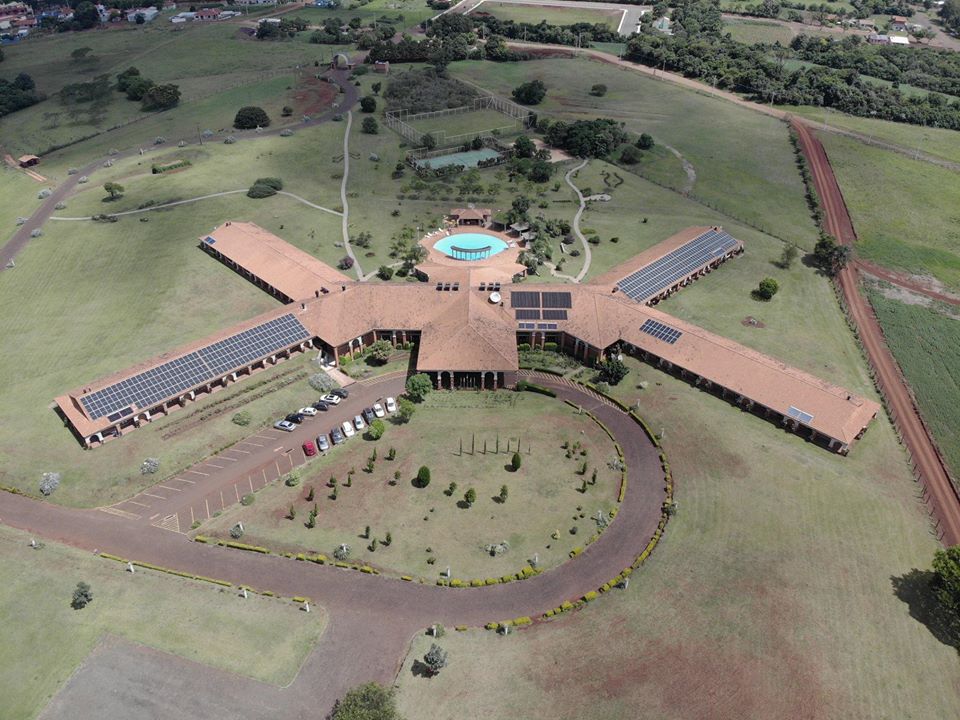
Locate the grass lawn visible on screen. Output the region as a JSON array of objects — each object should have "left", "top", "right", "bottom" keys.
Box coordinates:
[
  {"left": 0, "top": 191, "right": 348, "bottom": 507},
  {"left": 0, "top": 166, "right": 44, "bottom": 248},
  {"left": 339, "top": 349, "right": 413, "bottom": 380},
  {"left": 785, "top": 107, "right": 960, "bottom": 165},
  {"left": 448, "top": 58, "right": 818, "bottom": 249},
  {"left": 818, "top": 131, "right": 960, "bottom": 291},
  {"left": 468, "top": 1, "right": 622, "bottom": 28},
  {"left": 296, "top": 0, "right": 434, "bottom": 27},
  {"left": 723, "top": 18, "right": 795, "bottom": 45},
  {"left": 396, "top": 360, "right": 960, "bottom": 718},
  {"left": 406, "top": 108, "right": 522, "bottom": 140},
  {"left": 0, "top": 524, "right": 326, "bottom": 720},
  {"left": 867, "top": 289, "right": 960, "bottom": 478},
  {"left": 200, "top": 391, "right": 620, "bottom": 580}
]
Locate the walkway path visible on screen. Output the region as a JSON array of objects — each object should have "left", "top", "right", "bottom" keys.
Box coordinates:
[
  {"left": 792, "top": 119, "right": 960, "bottom": 547},
  {"left": 564, "top": 159, "right": 592, "bottom": 282},
  {"left": 1, "top": 379, "right": 664, "bottom": 717},
  {"left": 339, "top": 111, "right": 363, "bottom": 280}
]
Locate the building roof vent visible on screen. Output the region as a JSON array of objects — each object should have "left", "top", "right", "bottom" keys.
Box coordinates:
[{"left": 489, "top": 291, "right": 502, "bottom": 304}]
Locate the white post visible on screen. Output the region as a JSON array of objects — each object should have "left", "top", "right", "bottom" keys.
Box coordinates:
[
  {"left": 242, "top": 588, "right": 248, "bottom": 599},
  {"left": 237, "top": 522, "right": 244, "bottom": 533},
  {"left": 304, "top": 601, "right": 311, "bottom": 613},
  {"left": 445, "top": 566, "right": 451, "bottom": 578},
  {"left": 532, "top": 553, "right": 539, "bottom": 567},
  {"left": 127, "top": 562, "right": 135, "bottom": 573},
  {"left": 622, "top": 578, "right": 629, "bottom": 590},
  {"left": 29, "top": 539, "right": 36, "bottom": 548},
  {"left": 431, "top": 624, "right": 437, "bottom": 637}
]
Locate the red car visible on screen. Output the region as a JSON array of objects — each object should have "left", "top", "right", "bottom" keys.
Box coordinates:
[{"left": 302, "top": 440, "right": 317, "bottom": 457}]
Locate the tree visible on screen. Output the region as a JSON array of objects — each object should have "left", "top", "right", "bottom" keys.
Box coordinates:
[
  {"left": 405, "top": 373, "right": 433, "bottom": 402},
  {"left": 500, "top": 484, "right": 509, "bottom": 502},
  {"left": 397, "top": 397, "right": 415, "bottom": 423},
  {"left": 12, "top": 73, "right": 35, "bottom": 92},
  {"left": 598, "top": 357, "right": 629, "bottom": 386},
  {"left": 420, "top": 133, "right": 436, "bottom": 150},
  {"left": 511, "top": 453, "right": 521, "bottom": 472},
  {"left": 103, "top": 182, "right": 124, "bottom": 199},
  {"left": 415, "top": 465, "right": 431, "bottom": 488},
  {"left": 513, "top": 135, "right": 535, "bottom": 159},
  {"left": 590, "top": 83, "right": 607, "bottom": 96},
  {"left": 637, "top": 133, "right": 654, "bottom": 150},
  {"left": 331, "top": 682, "right": 401, "bottom": 720},
  {"left": 360, "top": 95, "right": 377, "bottom": 113},
  {"left": 362, "top": 116, "right": 379, "bottom": 134},
  {"left": 932, "top": 546, "right": 960, "bottom": 630},
  {"left": 71, "top": 581, "right": 93, "bottom": 609},
  {"left": 377, "top": 265, "right": 394, "bottom": 280},
  {"left": 620, "top": 145, "right": 642, "bottom": 165},
  {"left": 72, "top": 3, "right": 100, "bottom": 30},
  {"left": 778, "top": 244, "right": 798, "bottom": 269},
  {"left": 367, "top": 339, "right": 393, "bottom": 364},
  {"left": 512, "top": 79, "right": 547, "bottom": 105},
  {"left": 464, "top": 487, "right": 476, "bottom": 506},
  {"left": 422, "top": 643, "right": 448, "bottom": 676},
  {"left": 367, "top": 419, "right": 385, "bottom": 440},
  {"left": 755, "top": 277, "right": 779, "bottom": 300},
  {"left": 372, "top": 81, "right": 382, "bottom": 94},
  {"left": 134, "top": 12, "right": 145, "bottom": 24},
  {"left": 812, "top": 235, "right": 851, "bottom": 276},
  {"left": 141, "top": 84, "right": 180, "bottom": 111},
  {"left": 124, "top": 76, "right": 154, "bottom": 102},
  {"left": 234, "top": 105, "right": 271, "bottom": 129}
]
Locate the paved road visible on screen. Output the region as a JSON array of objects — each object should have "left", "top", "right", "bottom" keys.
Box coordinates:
[
  {"left": 1, "top": 378, "right": 665, "bottom": 716},
  {"left": 792, "top": 119, "right": 960, "bottom": 547}
]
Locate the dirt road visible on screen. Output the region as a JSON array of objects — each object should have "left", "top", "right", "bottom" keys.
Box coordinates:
[{"left": 792, "top": 119, "right": 960, "bottom": 547}]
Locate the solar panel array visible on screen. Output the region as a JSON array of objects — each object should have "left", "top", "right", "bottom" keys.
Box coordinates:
[
  {"left": 79, "top": 314, "right": 310, "bottom": 421},
  {"left": 510, "top": 291, "right": 540, "bottom": 309},
  {"left": 516, "top": 309, "right": 540, "bottom": 320},
  {"left": 518, "top": 322, "right": 536, "bottom": 330},
  {"left": 542, "top": 309, "right": 568, "bottom": 321},
  {"left": 616, "top": 229, "right": 739, "bottom": 303},
  {"left": 639, "top": 318, "right": 683, "bottom": 345},
  {"left": 787, "top": 406, "right": 815, "bottom": 424},
  {"left": 541, "top": 292, "right": 572, "bottom": 309}
]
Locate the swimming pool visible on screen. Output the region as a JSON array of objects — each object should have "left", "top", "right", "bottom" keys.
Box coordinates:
[{"left": 434, "top": 232, "right": 509, "bottom": 261}]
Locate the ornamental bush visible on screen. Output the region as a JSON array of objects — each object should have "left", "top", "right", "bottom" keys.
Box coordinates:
[
  {"left": 233, "top": 105, "right": 271, "bottom": 129},
  {"left": 71, "top": 581, "right": 93, "bottom": 610},
  {"left": 414, "top": 466, "right": 431, "bottom": 488},
  {"left": 511, "top": 452, "right": 521, "bottom": 471},
  {"left": 231, "top": 410, "right": 252, "bottom": 426},
  {"left": 39, "top": 472, "right": 61, "bottom": 496}
]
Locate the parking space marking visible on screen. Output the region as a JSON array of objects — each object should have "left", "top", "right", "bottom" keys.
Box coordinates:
[
  {"left": 187, "top": 469, "right": 209, "bottom": 477},
  {"left": 219, "top": 490, "right": 225, "bottom": 510},
  {"left": 248, "top": 476, "right": 255, "bottom": 493},
  {"left": 234, "top": 485, "right": 240, "bottom": 503},
  {"left": 158, "top": 484, "right": 181, "bottom": 492},
  {"left": 190, "top": 506, "right": 195, "bottom": 525},
  {"left": 228, "top": 447, "right": 250, "bottom": 454},
  {"left": 142, "top": 492, "right": 166, "bottom": 500},
  {"left": 127, "top": 500, "right": 150, "bottom": 508},
  {"left": 205, "top": 461, "right": 225, "bottom": 469},
  {"left": 205, "top": 499, "right": 210, "bottom": 519},
  {"left": 173, "top": 477, "right": 195, "bottom": 484},
  {"left": 149, "top": 513, "right": 160, "bottom": 520},
  {"left": 217, "top": 455, "right": 237, "bottom": 462},
  {"left": 99, "top": 506, "right": 141, "bottom": 520}
]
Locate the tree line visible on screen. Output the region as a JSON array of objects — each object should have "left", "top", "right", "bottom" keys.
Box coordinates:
[{"left": 0, "top": 73, "right": 41, "bottom": 119}]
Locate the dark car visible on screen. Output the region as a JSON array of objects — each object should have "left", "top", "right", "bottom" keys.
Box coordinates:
[
  {"left": 312, "top": 400, "right": 329, "bottom": 411},
  {"left": 330, "top": 426, "right": 345, "bottom": 445},
  {"left": 285, "top": 412, "right": 304, "bottom": 424},
  {"left": 362, "top": 407, "right": 375, "bottom": 423},
  {"left": 331, "top": 388, "right": 349, "bottom": 399}
]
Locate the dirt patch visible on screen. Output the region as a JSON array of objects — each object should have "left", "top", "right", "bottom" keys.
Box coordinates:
[
  {"left": 741, "top": 316, "right": 766, "bottom": 328},
  {"left": 292, "top": 74, "right": 339, "bottom": 118}
]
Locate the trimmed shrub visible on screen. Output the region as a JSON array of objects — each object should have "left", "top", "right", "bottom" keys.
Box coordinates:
[
  {"left": 39, "top": 472, "right": 61, "bottom": 496},
  {"left": 231, "top": 410, "right": 252, "bottom": 426},
  {"left": 240, "top": 494, "right": 254, "bottom": 506},
  {"left": 414, "top": 465, "right": 431, "bottom": 488}
]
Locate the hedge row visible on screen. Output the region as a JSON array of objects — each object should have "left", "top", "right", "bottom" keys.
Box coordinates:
[
  {"left": 98, "top": 552, "right": 233, "bottom": 587},
  {"left": 484, "top": 615, "right": 533, "bottom": 631},
  {"left": 151, "top": 159, "right": 191, "bottom": 174},
  {"left": 437, "top": 564, "right": 538, "bottom": 588},
  {"left": 515, "top": 379, "right": 557, "bottom": 397},
  {"left": 194, "top": 536, "right": 270, "bottom": 554}
]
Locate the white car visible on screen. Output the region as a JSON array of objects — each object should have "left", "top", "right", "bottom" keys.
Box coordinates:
[
  {"left": 385, "top": 397, "right": 397, "bottom": 413},
  {"left": 341, "top": 421, "right": 355, "bottom": 438},
  {"left": 353, "top": 414, "right": 365, "bottom": 431},
  {"left": 299, "top": 406, "right": 317, "bottom": 417},
  {"left": 322, "top": 393, "right": 342, "bottom": 405},
  {"left": 373, "top": 403, "right": 385, "bottom": 418},
  {"left": 274, "top": 420, "right": 296, "bottom": 432}
]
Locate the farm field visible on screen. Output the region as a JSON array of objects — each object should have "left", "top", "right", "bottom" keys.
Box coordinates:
[
  {"left": 201, "top": 391, "right": 621, "bottom": 579},
  {"left": 723, "top": 17, "right": 794, "bottom": 45},
  {"left": 397, "top": 355, "right": 960, "bottom": 719},
  {"left": 448, "top": 58, "right": 819, "bottom": 249},
  {"left": 468, "top": 1, "right": 622, "bottom": 28},
  {"left": 0, "top": 524, "right": 326, "bottom": 720},
  {"left": 785, "top": 106, "right": 960, "bottom": 164},
  {"left": 818, "top": 132, "right": 960, "bottom": 291},
  {"left": 0, "top": 189, "right": 349, "bottom": 507},
  {"left": 867, "top": 290, "right": 960, "bottom": 478}
]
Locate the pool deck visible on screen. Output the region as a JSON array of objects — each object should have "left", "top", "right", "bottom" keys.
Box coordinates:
[{"left": 418, "top": 226, "right": 528, "bottom": 283}]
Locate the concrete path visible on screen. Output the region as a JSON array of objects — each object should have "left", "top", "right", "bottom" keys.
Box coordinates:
[
  {"left": 2, "top": 379, "right": 665, "bottom": 717},
  {"left": 339, "top": 111, "right": 363, "bottom": 280},
  {"left": 564, "top": 159, "right": 592, "bottom": 282}
]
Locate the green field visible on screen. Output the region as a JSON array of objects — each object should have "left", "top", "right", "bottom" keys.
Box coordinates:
[
  {"left": 0, "top": 524, "right": 326, "bottom": 720},
  {"left": 448, "top": 58, "right": 819, "bottom": 249},
  {"left": 469, "top": 1, "right": 622, "bottom": 28},
  {"left": 201, "top": 391, "right": 620, "bottom": 579},
  {"left": 723, "top": 18, "right": 795, "bottom": 45},
  {"left": 868, "top": 290, "right": 960, "bottom": 477},
  {"left": 785, "top": 106, "right": 960, "bottom": 164},
  {"left": 296, "top": 0, "right": 434, "bottom": 27},
  {"left": 397, "top": 360, "right": 960, "bottom": 718},
  {"left": 819, "top": 131, "right": 960, "bottom": 291},
  {"left": 406, "top": 107, "right": 521, "bottom": 141},
  {"left": 0, "top": 166, "right": 44, "bottom": 248}
]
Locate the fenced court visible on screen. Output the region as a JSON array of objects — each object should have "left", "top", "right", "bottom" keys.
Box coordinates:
[
  {"left": 413, "top": 148, "right": 502, "bottom": 170},
  {"left": 385, "top": 95, "right": 531, "bottom": 149}
]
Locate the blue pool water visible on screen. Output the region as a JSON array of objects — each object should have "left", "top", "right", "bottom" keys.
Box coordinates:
[{"left": 434, "top": 233, "right": 509, "bottom": 260}]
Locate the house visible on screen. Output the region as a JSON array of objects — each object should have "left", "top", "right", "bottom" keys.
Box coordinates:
[
  {"left": 126, "top": 6, "right": 159, "bottom": 23},
  {"left": 17, "top": 154, "right": 39, "bottom": 168},
  {"left": 888, "top": 35, "right": 910, "bottom": 45},
  {"left": 867, "top": 33, "right": 890, "bottom": 44},
  {"left": 236, "top": 0, "right": 276, "bottom": 5},
  {"left": 890, "top": 15, "right": 909, "bottom": 31},
  {"left": 195, "top": 7, "right": 221, "bottom": 21},
  {"left": 373, "top": 60, "right": 390, "bottom": 74},
  {"left": 315, "top": 0, "right": 339, "bottom": 7}
]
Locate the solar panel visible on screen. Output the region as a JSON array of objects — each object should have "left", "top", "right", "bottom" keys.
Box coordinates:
[
  {"left": 541, "top": 292, "right": 572, "bottom": 309},
  {"left": 639, "top": 318, "right": 683, "bottom": 345},
  {"left": 542, "top": 309, "right": 568, "bottom": 321},
  {"left": 79, "top": 314, "right": 310, "bottom": 420},
  {"left": 536, "top": 323, "right": 558, "bottom": 330},
  {"left": 787, "top": 406, "right": 815, "bottom": 424},
  {"left": 616, "top": 229, "right": 740, "bottom": 303},
  {"left": 511, "top": 291, "right": 540, "bottom": 308},
  {"left": 518, "top": 322, "right": 536, "bottom": 330},
  {"left": 515, "top": 309, "right": 540, "bottom": 320}
]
